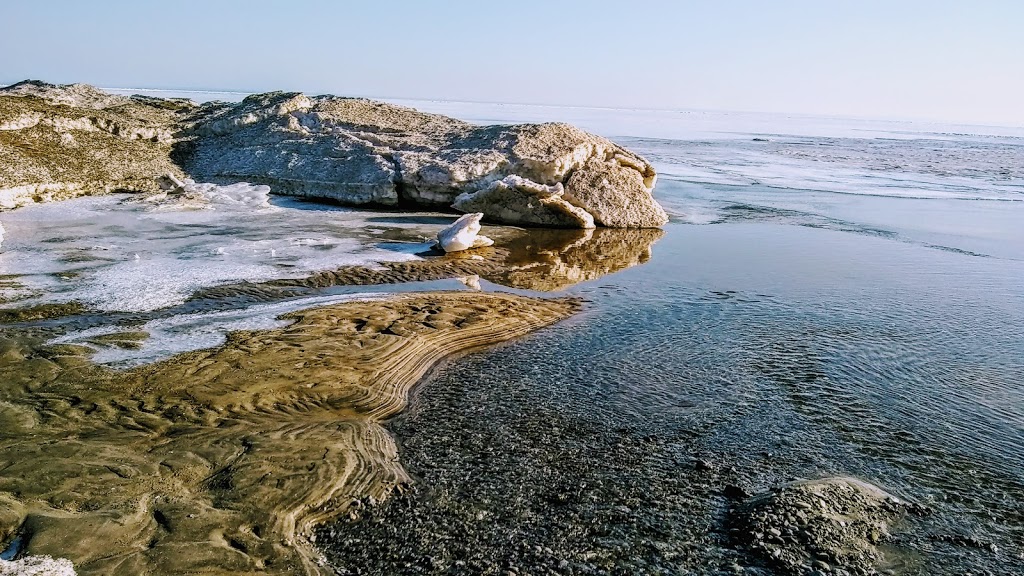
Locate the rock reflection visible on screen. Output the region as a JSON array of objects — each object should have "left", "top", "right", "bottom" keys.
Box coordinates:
[{"left": 485, "top": 227, "right": 664, "bottom": 291}]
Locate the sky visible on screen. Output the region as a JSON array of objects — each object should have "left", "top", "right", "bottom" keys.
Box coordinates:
[{"left": 1, "top": 0, "right": 1022, "bottom": 125}]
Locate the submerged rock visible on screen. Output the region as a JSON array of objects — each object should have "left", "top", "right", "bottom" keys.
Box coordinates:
[
  {"left": 733, "top": 477, "right": 911, "bottom": 575},
  {"left": 1, "top": 82, "right": 667, "bottom": 228},
  {"left": 435, "top": 213, "right": 494, "bottom": 253}
]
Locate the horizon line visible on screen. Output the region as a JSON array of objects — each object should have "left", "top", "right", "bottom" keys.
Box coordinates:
[{"left": 2, "top": 81, "right": 1022, "bottom": 130}]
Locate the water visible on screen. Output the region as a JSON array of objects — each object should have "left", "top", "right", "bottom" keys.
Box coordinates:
[
  {"left": 401, "top": 96, "right": 1024, "bottom": 492},
  {"left": 312, "top": 102, "right": 1020, "bottom": 572},
  {"left": 3, "top": 91, "right": 1024, "bottom": 573}
]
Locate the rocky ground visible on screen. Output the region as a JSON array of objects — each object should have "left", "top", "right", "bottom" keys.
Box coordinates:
[
  {"left": 314, "top": 378, "right": 925, "bottom": 576},
  {"left": 313, "top": 319, "right": 1014, "bottom": 576},
  {"left": 731, "top": 478, "right": 928, "bottom": 576}
]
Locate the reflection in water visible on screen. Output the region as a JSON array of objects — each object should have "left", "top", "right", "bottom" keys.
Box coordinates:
[
  {"left": 486, "top": 227, "right": 664, "bottom": 291},
  {"left": 120, "top": 226, "right": 663, "bottom": 315},
  {"left": 0, "top": 226, "right": 663, "bottom": 370}
]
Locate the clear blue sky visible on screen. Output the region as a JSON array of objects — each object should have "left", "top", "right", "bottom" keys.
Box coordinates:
[{"left": 2, "top": 0, "right": 1021, "bottom": 125}]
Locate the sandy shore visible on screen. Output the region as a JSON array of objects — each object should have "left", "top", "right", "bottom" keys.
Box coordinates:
[{"left": 0, "top": 292, "right": 579, "bottom": 575}]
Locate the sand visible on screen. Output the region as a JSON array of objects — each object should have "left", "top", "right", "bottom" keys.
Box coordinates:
[{"left": 0, "top": 292, "right": 579, "bottom": 575}]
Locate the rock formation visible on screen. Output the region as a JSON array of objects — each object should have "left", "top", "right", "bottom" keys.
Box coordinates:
[
  {"left": 0, "top": 81, "right": 189, "bottom": 209},
  {"left": 0, "top": 81, "right": 667, "bottom": 228},
  {"left": 435, "top": 213, "right": 494, "bottom": 252}
]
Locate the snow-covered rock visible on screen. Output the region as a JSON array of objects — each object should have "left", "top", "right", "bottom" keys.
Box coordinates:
[
  {"left": 453, "top": 175, "right": 595, "bottom": 228},
  {"left": 180, "top": 93, "right": 667, "bottom": 228},
  {"left": 1, "top": 82, "right": 668, "bottom": 228},
  {"left": 436, "top": 213, "right": 494, "bottom": 253},
  {"left": 0, "top": 81, "right": 188, "bottom": 208}
]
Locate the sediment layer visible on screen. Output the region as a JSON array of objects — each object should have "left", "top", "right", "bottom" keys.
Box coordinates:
[{"left": 0, "top": 292, "right": 579, "bottom": 575}]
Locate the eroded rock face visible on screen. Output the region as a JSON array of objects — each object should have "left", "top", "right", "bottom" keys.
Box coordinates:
[
  {"left": 563, "top": 158, "right": 668, "bottom": 227},
  {"left": 1, "top": 82, "right": 667, "bottom": 228},
  {"left": 0, "top": 80, "right": 189, "bottom": 209},
  {"left": 180, "top": 96, "right": 666, "bottom": 227},
  {"left": 453, "top": 175, "right": 596, "bottom": 228}
]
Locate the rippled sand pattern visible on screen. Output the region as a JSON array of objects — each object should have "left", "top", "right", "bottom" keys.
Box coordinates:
[{"left": 0, "top": 293, "right": 579, "bottom": 575}]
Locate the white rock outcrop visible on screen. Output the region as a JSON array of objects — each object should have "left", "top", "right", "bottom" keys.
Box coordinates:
[
  {"left": 179, "top": 93, "right": 668, "bottom": 228},
  {"left": 1, "top": 82, "right": 668, "bottom": 228},
  {"left": 0, "top": 81, "right": 188, "bottom": 208},
  {"left": 453, "top": 175, "right": 595, "bottom": 228},
  {"left": 435, "top": 213, "right": 494, "bottom": 253}
]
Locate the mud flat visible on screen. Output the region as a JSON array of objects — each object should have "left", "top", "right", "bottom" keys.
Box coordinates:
[{"left": 0, "top": 292, "right": 579, "bottom": 575}]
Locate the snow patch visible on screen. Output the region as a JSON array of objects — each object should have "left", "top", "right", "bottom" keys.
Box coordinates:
[{"left": 0, "top": 555, "right": 76, "bottom": 576}]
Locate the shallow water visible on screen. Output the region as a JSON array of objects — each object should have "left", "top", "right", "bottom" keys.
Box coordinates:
[
  {"left": 318, "top": 220, "right": 1024, "bottom": 574},
  {"left": 3, "top": 95, "right": 1024, "bottom": 574},
  {"left": 316, "top": 105, "right": 1023, "bottom": 573}
]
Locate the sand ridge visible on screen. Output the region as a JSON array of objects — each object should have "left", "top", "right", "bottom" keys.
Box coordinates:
[{"left": 0, "top": 292, "right": 579, "bottom": 575}]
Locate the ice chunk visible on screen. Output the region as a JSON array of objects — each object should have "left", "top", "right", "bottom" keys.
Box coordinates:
[{"left": 436, "top": 213, "right": 494, "bottom": 253}]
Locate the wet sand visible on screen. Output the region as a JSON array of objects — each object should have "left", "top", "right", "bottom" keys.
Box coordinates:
[{"left": 0, "top": 292, "right": 579, "bottom": 575}]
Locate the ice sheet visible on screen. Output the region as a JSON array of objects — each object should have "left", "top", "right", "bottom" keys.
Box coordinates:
[{"left": 0, "top": 183, "right": 436, "bottom": 312}]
